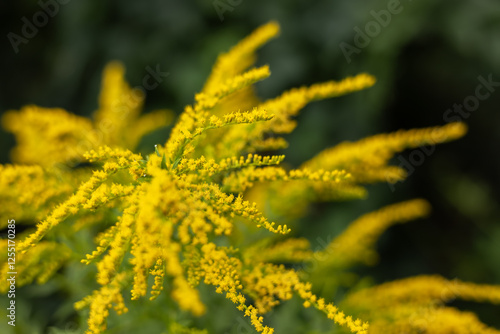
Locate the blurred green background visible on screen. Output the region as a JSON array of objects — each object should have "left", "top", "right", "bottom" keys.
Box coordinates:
[{"left": 1, "top": 0, "right": 500, "bottom": 332}]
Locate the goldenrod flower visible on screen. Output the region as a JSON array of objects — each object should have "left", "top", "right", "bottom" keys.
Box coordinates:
[
  {"left": 2, "top": 21, "right": 491, "bottom": 334},
  {"left": 342, "top": 275, "right": 500, "bottom": 334},
  {"left": 318, "top": 199, "right": 431, "bottom": 268}
]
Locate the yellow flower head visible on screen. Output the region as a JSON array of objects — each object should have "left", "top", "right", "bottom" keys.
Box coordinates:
[{"left": 2, "top": 21, "right": 483, "bottom": 334}]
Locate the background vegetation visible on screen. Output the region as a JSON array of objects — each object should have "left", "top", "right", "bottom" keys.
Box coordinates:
[{"left": 1, "top": 0, "right": 499, "bottom": 332}]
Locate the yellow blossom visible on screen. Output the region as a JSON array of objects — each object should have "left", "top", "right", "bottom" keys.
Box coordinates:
[
  {"left": 303, "top": 121, "right": 468, "bottom": 183},
  {"left": 3, "top": 21, "right": 489, "bottom": 334},
  {"left": 342, "top": 275, "right": 500, "bottom": 334},
  {"left": 3, "top": 66, "right": 172, "bottom": 168},
  {"left": 0, "top": 164, "right": 75, "bottom": 225},
  {"left": 317, "top": 199, "right": 431, "bottom": 269}
]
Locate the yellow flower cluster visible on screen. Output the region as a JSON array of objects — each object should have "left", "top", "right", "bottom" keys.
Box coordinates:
[
  {"left": 17, "top": 147, "right": 141, "bottom": 254},
  {"left": 2, "top": 106, "right": 98, "bottom": 166},
  {"left": 196, "top": 72, "right": 377, "bottom": 161},
  {"left": 342, "top": 275, "right": 500, "bottom": 334},
  {"left": 303, "top": 121, "right": 468, "bottom": 183},
  {"left": 244, "top": 238, "right": 313, "bottom": 263},
  {"left": 223, "top": 166, "right": 351, "bottom": 193},
  {"left": 74, "top": 272, "right": 130, "bottom": 334},
  {"left": 252, "top": 73, "right": 376, "bottom": 142},
  {"left": 176, "top": 153, "right": 285, "bottom": 178},
  {"left": 195, "top": 66, "right": 271, "bottom": 110},
  {"left": 318, "top": 199, "right": 431, "bottom": 268},
  {"left": 242, "top": 263, "right": 369, "bottom": 333},
  {"left": 1, "top": 62, "right": 173, "bottom": 167},
  {"left": 0, "top": 241, "right": 71, "bottom": 291},
  {"left": 201, "top": 22, "right": 279, "bottom": 95},
  {"left": 248, "top": 123, "right": 467, "bottom": 221},
  {"left": 2, "top": 21, "right": 496, "bottom": 334},
  {"left": 0, "top": 164, "right": 74, "bottom": 226}
]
